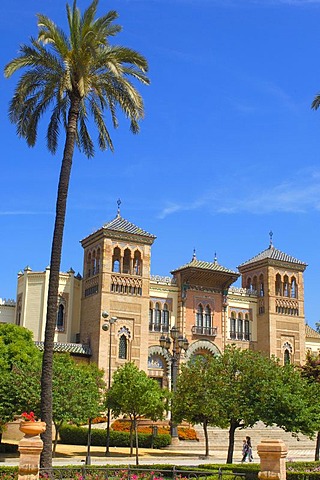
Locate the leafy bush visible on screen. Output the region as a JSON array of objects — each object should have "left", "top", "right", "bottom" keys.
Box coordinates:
[
  {"left": 59, "top": 424, "right": 171, "bottom": 448},
  {"left": 0, "top": 443, "right": 18, "bottom": 453}
]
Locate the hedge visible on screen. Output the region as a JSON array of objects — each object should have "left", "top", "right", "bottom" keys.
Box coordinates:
[{"left": 59, "top": 424, "right": 171, "bottom": 448}]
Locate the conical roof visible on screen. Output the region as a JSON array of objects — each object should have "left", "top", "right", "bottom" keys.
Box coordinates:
[
  {"left": 171, "top": 251, "right": 239, "bottom": 289},
  {"left": 103, "top": 214, "right": 156, "bottom": 239},
  {"left": 172, "top": 257, "right": 238, "bottom": 275},
  {"left": 238, "top": 244, "right": 307, "bottom": 269}
]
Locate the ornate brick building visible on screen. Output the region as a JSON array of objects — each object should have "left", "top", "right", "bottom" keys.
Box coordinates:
[{"left": 14, "top": 210, "right": 317, "bottom": 385}]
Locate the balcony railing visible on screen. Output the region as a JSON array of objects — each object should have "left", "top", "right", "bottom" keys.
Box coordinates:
[
  {"left": 192, "top": 325, "right": 217, "bottom": 337},
  {"left": 149, "top": 322, "right": 169, "bottom": 333},
  {"left": 230, "top": 331, "right": 251, "bottom": 341}
]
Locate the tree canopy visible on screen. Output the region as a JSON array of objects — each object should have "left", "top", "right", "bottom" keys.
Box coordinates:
[
  {"left": 174, "top": 346, "right": 313, "bottom": 463},
  {"left": 106, "top": 362, "right": 168, "bottom": 464}
]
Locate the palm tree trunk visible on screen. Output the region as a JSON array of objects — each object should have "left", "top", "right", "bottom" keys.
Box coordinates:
[{"left": 40, "top": 96, "right": 80, "bottom": 468}]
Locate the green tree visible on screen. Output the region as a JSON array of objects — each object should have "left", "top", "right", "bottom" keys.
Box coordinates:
[
  {"left": 51, "top": 354, "right": 105, "bottom": 455},
  {"left": 175, "top": 346, "right": 313, "bottom": 464},
  {"left": 2, "top": 353, "right": 105, "bottom": 454},
  {"left": 4, "top": 1, "right": 149, "bottom": 467},
  {"left": 106, "top": 362, "right": 168, "bottom": 465},
  {"left": 0, "top": 324, "right": 41, "bottom": 440},
  {"left": 173, "top": 355, "right": 217, "bottom": 457},
  {"left": 300, "top": 351, "right": 320, "bottom": 460}
]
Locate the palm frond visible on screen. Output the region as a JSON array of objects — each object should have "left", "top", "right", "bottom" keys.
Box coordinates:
[
  {"left": 311, "top": 95, "right": 320, "bottom": 110},
  {"left": 5, "top": 0, "right": 149, "bottom": 157}
]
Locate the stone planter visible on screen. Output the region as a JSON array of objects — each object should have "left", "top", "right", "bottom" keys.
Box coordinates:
[{"left": 19, "top": 421, "right": 46, "bottom": 436}]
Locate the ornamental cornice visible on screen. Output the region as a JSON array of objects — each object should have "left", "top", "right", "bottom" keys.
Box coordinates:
[{"left": 188, "top": 284, "right": 222, "bottom": 294}]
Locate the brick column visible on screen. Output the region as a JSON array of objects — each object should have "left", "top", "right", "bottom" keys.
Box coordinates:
[{"left": 257, "top": 439, "right": 288, "bottom": 480}]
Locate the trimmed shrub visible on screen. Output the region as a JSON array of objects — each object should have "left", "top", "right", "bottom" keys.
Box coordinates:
[{"left": 59, "top": 424, "right": 171, "bottom": 448}]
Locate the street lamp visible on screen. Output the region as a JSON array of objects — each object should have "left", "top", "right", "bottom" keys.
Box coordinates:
[
  {"left": 159, "top": 326, "right": 189, "bottom": 443},
  {"left": 102, "top": 310, "right": 117, "bottom": 456}
]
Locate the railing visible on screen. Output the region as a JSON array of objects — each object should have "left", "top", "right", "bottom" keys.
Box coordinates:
[
  {"left": 39, "top": 466, "right": 246, "bottom": 480},
  {"left": 229, "top": 331, "right": 251, "bottom": 341},
  {"left": 192, "top": 325, "right": 218, "bottom": 337},
  {"left": 149, "top": 322, "right": 169, "bottom": 333}
]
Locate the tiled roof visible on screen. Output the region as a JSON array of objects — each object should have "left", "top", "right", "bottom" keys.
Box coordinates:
[
  {"left": 35, "top": 341, "right": 91, "bottom": 356},
  {"left": 238, "top": 245, "right": 307, "bottom": 268},
  {"left": 305, "top": 325, "right": 320, "bottom": 339},
  {"left": 172, "top": 258, "right": 238, "bottom": 275},
  {"left": 103, "top": 215, "right": 156, "bottom": 239}
]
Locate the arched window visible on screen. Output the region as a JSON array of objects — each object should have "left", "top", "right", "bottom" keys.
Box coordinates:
[
  {"left": 259, "top": 274, "right": 264, "bottom": 297},
  {"left": 92, "top": 250, "right": 97, "bottom": 275},
  {"left": 87, "top": 252, "right": 92, "bottom": 278},
  {"left": 112, "top": 247, "right": 121, "bottom": 273},
  {"left": 162, "top": 304, "right": 170, "bottom": 332},
  {"left": 123, "top": 248, "right": 131, "bottom": 274},
  {"left": 238, "top": 313, "right": 243, "bottom": 340},
  {"left": 246, "top": 277, "right": 252, "bottom": 290},
  {"left": 154, "top": 303, "right": 161, "bottom": 332},
  {"left": 96, "top": 248, "right": 101, "bottom": 274},
  {"left": 230, "top": 312, "right": 236, "bottom": 339},
  {"left": 252, "top": 276, "right": 257, "bottom": 292},
  {"left": 244, "top": 314, "right": 250, "bottom": 341},
  {"left": 284, "top": 349, "right": 290, "bottom": 365},
  {"left": 283, "top": 275, "right": 289, "bottom": 297},
  {"left": 133, "top": 250, "right": 142, "bottom": 276},
  {"left": 204, "top": 306, "right": 211, "bottom": 330},
  {"left": 196, "top": 305, "right": 204, "bottom": 329},
  {"left": 275, "top": 273, "right": 282, "bottom": 296},
  {"left": 119, "top": 334, "right": 128, "bottom": 359},
  {"left": 291, "top": 277, "right": 297, "bottom": 298},
  {"left": 56, "top": 300, "right": 65, "bottom": 331},
  {"left": 149, "top": 303, "right": 153, "bottom": 331}
]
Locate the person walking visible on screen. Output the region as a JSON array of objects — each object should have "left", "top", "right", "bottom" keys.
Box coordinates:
[{"left": 241, "top": 436, "right": 253, "bottom": 462}]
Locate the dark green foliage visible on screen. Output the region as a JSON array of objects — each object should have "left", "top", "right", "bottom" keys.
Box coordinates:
[
  {"left": 0, "top": 443, "right": 18, "bottom": 453},
  {"left": 59, "top": 424, "right": 171, "bottom": 448}
]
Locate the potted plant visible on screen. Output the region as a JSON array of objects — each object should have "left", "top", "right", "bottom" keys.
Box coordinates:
[{"left": 20, "top": 412, "right": 46, "bottom": 436}]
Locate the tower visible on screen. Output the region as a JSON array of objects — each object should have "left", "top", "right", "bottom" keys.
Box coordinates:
[
  {"left": 79, "top": 206, "right": 156, "bottom": 380},
  {"left": 238, "top": 236, "right": 307, "bottom": 364}
]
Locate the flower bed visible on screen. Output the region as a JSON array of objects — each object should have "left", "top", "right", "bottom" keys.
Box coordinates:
[{"left": 111, "top": 420, "right": 198, "bottom": 441}]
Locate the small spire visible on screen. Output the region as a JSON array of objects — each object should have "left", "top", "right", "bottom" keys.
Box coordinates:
[
  {"left": 269, "top": 230, "right": 274, "bottom": 248},
  {"left": 214, "top": 252, "right": 217, "bottom": 264},
  {"left": 117, "top": 198, "right": 121, "bottom": 217},
  {"left": 192, "top": 248, "right": 197, "bottom": 261}
]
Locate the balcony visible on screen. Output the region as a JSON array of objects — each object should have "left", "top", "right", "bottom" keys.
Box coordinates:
[
  {"left": 230, "top": 331, "right": 251, "bottom": 341},
  {"left": 192, "top": 325, "right": 217, "bottom": 337},
  {"left": 149, "top": 322, "right": 169, "bottom": 333}
]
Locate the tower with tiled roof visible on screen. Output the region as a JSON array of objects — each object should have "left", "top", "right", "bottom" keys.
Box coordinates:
[
  {"left": 238, "top": 233, "right": 307, "bottom": 364},
  {"left": 79, "top": 201, "right": 156, "bottom": 378},
  {"left": 171, "top": 250, "right": 239, "bottom": 355}
]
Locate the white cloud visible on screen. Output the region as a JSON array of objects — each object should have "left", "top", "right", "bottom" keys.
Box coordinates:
[
  {"left": 0, "top": 211, "right": 51, "bottom": 215},
  {"left": 158, "top": 168, "right": 320, "bottom": 218}
]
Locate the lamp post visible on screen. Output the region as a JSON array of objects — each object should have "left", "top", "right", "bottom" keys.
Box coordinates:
[
  {"left": 159, "top": 326, "right": 189, "bottom": 443},
  {"left": 102, "top": 311, "right": 117, "bottom": 456}
]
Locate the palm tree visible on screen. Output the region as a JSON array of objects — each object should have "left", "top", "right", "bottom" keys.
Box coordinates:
[{"left": 4, "top": 0, "right": 149, "bottom": 467}]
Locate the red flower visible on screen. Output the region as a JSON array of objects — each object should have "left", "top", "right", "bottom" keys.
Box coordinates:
[{"left": 21, "top": 411, "right": 36, "bottom": 422}]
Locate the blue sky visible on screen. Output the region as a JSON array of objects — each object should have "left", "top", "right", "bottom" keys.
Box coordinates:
[{"left": 1, "top": 0, "right": 320, "bottom": 327}]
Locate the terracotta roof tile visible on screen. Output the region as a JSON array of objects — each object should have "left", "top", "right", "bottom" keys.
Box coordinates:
[
  {"left": 238, "top": 245, "right": 307, "bottom": 268},
  {"left": 35, "top": 341, "right": 91, "bottom": 356},
  {"left": 305, "top": 325, "right": 320, "bottom": 339},
  {"left": 172, "top": 258, "right": 238, "bottom": 275},
  {"left": 103, "top": 215, "right": 156, "bottom": 239}
]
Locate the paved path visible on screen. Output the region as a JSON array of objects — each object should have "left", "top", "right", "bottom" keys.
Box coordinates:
[{"left": 0, "top": 444, "right": 316, "bottom": 467}]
